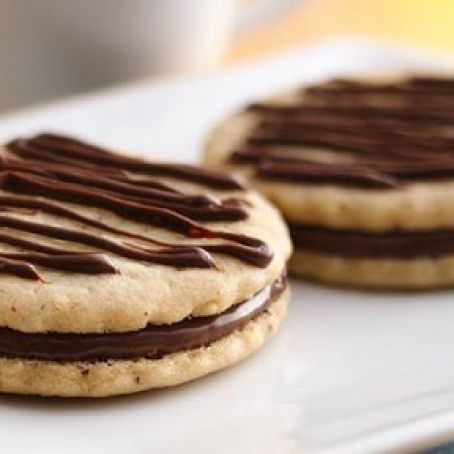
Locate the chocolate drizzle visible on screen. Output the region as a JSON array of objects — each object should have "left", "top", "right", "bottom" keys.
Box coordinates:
[
  {"left": 231, "top": 76, "right": 454, "bottom": 188},
  {"left": 0, "top": 273, "right": 286, "bottom": 361},
  {"left": 13, "top": 134, "right": 244, "bottom": 190},
  {"left": 0, "top": 134, "right": 273, "bottom": 279}
]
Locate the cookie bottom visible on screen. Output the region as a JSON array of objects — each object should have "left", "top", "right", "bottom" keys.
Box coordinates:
[
  {"left": 290, "top": 249, "right": 454, "bottom": 289},
  {"left": 0, "top": 289, "right": 289, "bottom": 398}
]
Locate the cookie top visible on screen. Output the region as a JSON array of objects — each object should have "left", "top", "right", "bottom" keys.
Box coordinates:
[
  {"left": 0, "top": 133, "right": 291, "bottom": 333},
  {"left": 204, "top": 74, "right": 454, "bottom": 231}
]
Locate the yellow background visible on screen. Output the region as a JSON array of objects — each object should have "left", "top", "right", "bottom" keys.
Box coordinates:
[{"left": 229, "top": 0, "right": 454, "bottom": 62}]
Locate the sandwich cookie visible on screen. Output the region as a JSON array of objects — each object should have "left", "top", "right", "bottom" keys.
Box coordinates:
[
  {"left": 0, "top": 133, "right": 291, "bottom": 397},
  {"left": 204, "top": 75, "right": 454, "bottom": 289}
]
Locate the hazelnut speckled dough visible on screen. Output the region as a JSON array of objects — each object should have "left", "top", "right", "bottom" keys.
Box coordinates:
[
  {"left": 0, "top": 133, "right": 291, "bottom": 397},
  {"left": 204, "top": 74, "right": 454, "bottom": 289}
]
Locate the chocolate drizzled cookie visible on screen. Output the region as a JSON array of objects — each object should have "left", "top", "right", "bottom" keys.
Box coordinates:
[
  {"left": 0, "top": 133, "right": 291, "bottom": 397},
  {"left": 204, "top": 74, "right": 454, "bottom": 289}
]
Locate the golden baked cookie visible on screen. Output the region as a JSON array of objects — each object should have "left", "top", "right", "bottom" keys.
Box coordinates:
[
  {"left": 204, "top": 75, "right": 454, "bottom": 289},
  {"left": 0, "top": 133, "right": 291, "bottom": 396}
]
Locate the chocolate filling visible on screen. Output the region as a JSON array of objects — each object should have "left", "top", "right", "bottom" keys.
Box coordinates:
[
  {"left": 290, "top": 224, "right": 454, "bottom": 258},
  {"left": 0, "top": 274, "right": 286, "bottom": 362}
]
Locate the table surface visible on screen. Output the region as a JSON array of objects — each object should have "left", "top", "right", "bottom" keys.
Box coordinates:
[{"left": 1, "top": 40, "right": 454, "bottom": 454}]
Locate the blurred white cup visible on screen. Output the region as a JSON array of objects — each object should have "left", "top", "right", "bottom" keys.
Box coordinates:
[{"left": 0, "top": 0, "right": 301, "bottom": 109}]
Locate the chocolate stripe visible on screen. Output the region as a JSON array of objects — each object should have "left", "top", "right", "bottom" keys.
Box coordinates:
[
  {"left": 0, "top": 257, "right": 40, "bottom": 280},
  {"left": 0, "top": 134, "right": 273, "bottom": 279},
  {"left": 0, "top": 214, "right": 215, "bottom": 268},
  {"left": 236, "top": 77, "right": 454, "bottom": 188},
  {"left": 0, "top": 253, "right": 117, "bottom": 276},
  {"left": 257, "top": 159, "right": 398, "bottom": 188},
  {"left": 0, "top": 196, "right": 269, "bottom": 267},
  {"left": 15, "top": 134, "right": 244, "bottom": 190}
]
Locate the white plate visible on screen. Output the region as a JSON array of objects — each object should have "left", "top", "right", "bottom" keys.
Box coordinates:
[{"left": 1, "top": 39, "right": 454, "bottom": 454}]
